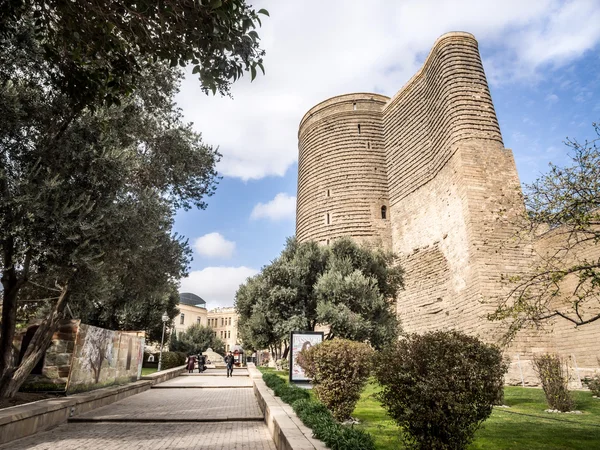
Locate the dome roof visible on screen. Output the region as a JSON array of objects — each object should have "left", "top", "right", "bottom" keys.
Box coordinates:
[{"left": 179, "top": 292, "right": 207, "bottom": 308}]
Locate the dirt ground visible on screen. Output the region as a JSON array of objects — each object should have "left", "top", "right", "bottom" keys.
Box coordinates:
[{"left": 0, "top": 392, "right": 63, "bottom": 410}]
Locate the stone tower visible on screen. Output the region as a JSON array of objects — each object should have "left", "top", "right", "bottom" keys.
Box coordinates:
[
  {"left": 296, "top": 32, "right": 600, "bottom": 383},
  {"left": 297, "top": 93, "right": 392, "bottom": 249}
]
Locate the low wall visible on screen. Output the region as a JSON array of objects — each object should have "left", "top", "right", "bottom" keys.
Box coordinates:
[
  {"left": 247, "top": 363, "right": 326, "bottom": 450},
  {"left": 0, "top": 380, "right": 151, "bottom": 445},
  {"left": 141, "top": 365, "right": 186, "bottom": 385}
]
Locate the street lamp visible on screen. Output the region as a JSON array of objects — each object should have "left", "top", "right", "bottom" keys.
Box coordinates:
[{"left": 157, "top": 311, "right": 169, "bottom": 372}]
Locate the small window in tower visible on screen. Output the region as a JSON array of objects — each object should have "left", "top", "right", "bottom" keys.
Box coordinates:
[
  {"left": 180, "top": 313, "right": 185, "bottom": 325},
  {"left": 381, "top": 206, "right": 387, "bottom": 220},
  {"left": 326, "top": 189, "right": 330, "bottom": 197},
  {"left": 353, "top": 102, "right": 357, "bottom": 110},
  {"left": 358, "top": 124, "right": 361, "bottom": 134},
  {"left": 367, "top": 141, "right": 371, "bottom": 149},
  {"left": 326, "top": 239, "right": 330, "bottom": 245},
  {"left": 326, "top": 213, "right": 330, "bottom": 225}
]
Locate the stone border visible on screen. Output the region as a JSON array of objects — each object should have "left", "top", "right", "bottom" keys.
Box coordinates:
[
  {"left": 247, "top": 363, "right": 327, "bottom": 450},
  {"left": 140, "top": 365, "right": 186, "bottom": 385},
  {"left": 0, "top": 365, "right": 185, "bottom": 445}
]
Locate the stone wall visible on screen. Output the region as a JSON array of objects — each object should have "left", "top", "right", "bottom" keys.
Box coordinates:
[
  {"left": 67, "top": 323, "right": 144, "bottom": 393},
  {"left": 18, "top": 321, "right": 144, "bottom": 393},
  {"left": 297, "top": 93, "right": 392, "bottom": 249},
  {"left": 295, "top": 31, "right": 600, "bottom": 384}
]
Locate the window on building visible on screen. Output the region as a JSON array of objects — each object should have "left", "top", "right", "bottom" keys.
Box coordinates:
[
  {"left": 228, "top": 317, "right": 231, "bottom": 326},
  {"left": 353, "top": 102, "right": 357, "bottom": 110},
  {"left": 326, "top": 213, "right": 330, "bottom": 225},
  {"left": 197, "top": 317, "right": 201, "bottom": 325},
  {"left": 180, "top": 313, "right": 185, "bottom": 325},
  {"left": 220, "top": 331, "right": 224, "bottom": 338},
  {"left": 358, "top": 124, "right": 361, "bottom": 134},
  {"left": 228, "top": 331, "right": 231, "bottom": 339},
  {"left": 326, "top": 189, "right": 330, "bottom": 197},
  {"left": 367, "top": 141, "right": 371, "bottom": 149},
  {"left": 221, "top": 318, "right": 224, "bottom": 326},
  {"left": 381, "top": 205, "right": 387, "bottom": 219}
]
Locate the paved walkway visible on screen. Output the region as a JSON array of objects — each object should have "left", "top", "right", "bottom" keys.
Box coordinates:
[{"left": 4, "top": 369, "right": 275, "bottom": 449}]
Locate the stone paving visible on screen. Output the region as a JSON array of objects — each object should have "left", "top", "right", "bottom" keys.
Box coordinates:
[
  {"left": 5, "top": 422, "right": 276, "bottom": 449},
  {"left": 3, "top": 369, "right": 274, "bottom": 449},
  {"left": 71, "top": 388, "right": 262, "bottom": 421},
  {"left": 155, "top": 375, "right": 253, "bottom": 388}
]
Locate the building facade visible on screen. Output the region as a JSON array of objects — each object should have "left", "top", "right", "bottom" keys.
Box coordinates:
[
  {"left": 296, "top": 32, "right": 600, "bottom": 384},
  {"left": 174, "top": 293, "right": 208, "bottom": 337},
  {"left": 207, "top": 307, "right": 239, "bottom": 353}
]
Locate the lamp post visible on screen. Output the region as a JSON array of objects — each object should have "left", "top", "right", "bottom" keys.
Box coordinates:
[{"left": 157, "top": 311, "right": 169, "bottom": 372}]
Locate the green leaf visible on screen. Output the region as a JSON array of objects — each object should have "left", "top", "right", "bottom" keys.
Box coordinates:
[
  {"left": 257, "top": 8, "right": 270, "bottom": 16},
  {"left": 250, "top": 65, "right": 257, "bottom": 81},
  {"left": 192, "top": 65, "right": 200, "bottom": 75},
  {"left": 210, "top": 0, "right": 222, "bottom": 8}
]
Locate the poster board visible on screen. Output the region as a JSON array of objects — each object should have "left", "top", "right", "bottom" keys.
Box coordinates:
[{"left": 289, "top": 331, "right": 324, "bottom": 383}]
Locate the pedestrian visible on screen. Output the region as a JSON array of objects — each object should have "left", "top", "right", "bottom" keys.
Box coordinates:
[
  {"left": 186, "top": 354, "right": 196, "bottom": 373},
  {"left": 198, "top": 352, "right": 205, "bottom": 373},
  {"left": 224, "top": 351, "right": 234, "bottom": 378}
]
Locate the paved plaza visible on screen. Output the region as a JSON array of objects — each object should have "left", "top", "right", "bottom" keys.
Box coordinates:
[{"left": 3, "top": 369, "right": 274, "bottom": 449}]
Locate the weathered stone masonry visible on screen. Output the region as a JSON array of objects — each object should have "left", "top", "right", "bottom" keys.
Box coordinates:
[{"left": 296, "top": 32, "right": 600, "bottom": 384}]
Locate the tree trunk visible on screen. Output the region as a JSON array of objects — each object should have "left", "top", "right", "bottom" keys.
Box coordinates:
[
  {"left": 0, "top": 247, "right": 20, "bottom": 391},
  {"left": 282, "top": 345, "right": 289, "bottom": 360},
  {"left": 0, "top": 285, "right": 69, "bottom": 398}
]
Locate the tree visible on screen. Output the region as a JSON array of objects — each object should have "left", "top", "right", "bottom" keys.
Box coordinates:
[
  {"left": 0, "top": 31, "right": 221, "bottom": 397},
  {"left": 170, "top": 324, "right": 225, "bottom": 356},
  {"left": 490, "top": 122, "right": 600, "bottom": 340},
  {"left": 1, "top": 0, "right": 268, "bottom": 106},
  {"left": 235, "top": 237, "right": 403, "bottom": 356}
]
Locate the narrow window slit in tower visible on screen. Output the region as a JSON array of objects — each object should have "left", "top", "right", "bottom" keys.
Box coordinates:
[
  {"left": 353, "top": 102, "right": 357, "bottom": 110},
  {"left": 326, "top": 239, "right": 330, "bottom": 245},
  {"left": 381, "top": 205, "right": 387, "bottom": 220},
  {"left": 358, "top": 124, "right": 361, "bottom": 134},
  {"left": 367, "top": 141, "right": 371, "bottom": 149},
  {"left": 326, "top": 213, "right": 330, "bottom": 225},
  {"left": 326, "top": 189, "right": 330, "bottom": 197}
]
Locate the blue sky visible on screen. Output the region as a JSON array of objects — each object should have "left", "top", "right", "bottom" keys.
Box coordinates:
[{"left": 174, "top": 0, "right": 600, "bottom": 308}]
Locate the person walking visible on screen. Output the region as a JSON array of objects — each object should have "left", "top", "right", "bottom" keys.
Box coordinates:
[
  {"left": 224, "top": 351, "right": 234, "bottom": 378},
  {"left": 186, "top": 354, "right": 196, "bottom": 374},
  {"left": 198, "top": 352, "right": 205, "bottom": 373}
]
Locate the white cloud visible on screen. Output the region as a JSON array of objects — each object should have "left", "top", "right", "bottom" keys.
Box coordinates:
[
  {"left": 179, "top": 266, "right": 259, "bottom": 308},
  {"left": 193, "top": 232, "right": 235, "bottom": 259},
  {"left": 175, "top": 0, "right": 600, "bottom": 181},
  {"left": 545, "top": 93, "right": 559, "bottom": 103},
  {"left": 250, "top": 193, "right": 296, "bottom": 221}
]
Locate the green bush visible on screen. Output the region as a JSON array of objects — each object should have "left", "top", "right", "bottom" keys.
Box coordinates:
[
  {"left": 373, "top": 330, "right": 507, "bottom": 450},
  {"left": 297, "top": 338, "right": 373, "bottom": 421},
  {"left": 160, "top": 351, "right": 186, "bottom": 370},
  {"left": 584, "top": 375, "right": 600, "bottom": 396},
  {"left": 533, "top": 354, "right": 575, "bottom": 411},
  {"left": 260, "top": 374, "right": 375, "bottom": 450}
]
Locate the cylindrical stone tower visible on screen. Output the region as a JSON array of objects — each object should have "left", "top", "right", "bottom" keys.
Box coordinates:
[{"left": 296, "top": 93, "right": 391, "bottom": 248}]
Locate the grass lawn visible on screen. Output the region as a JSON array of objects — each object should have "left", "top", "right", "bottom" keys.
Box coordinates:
[
  {"left": 261, "top": 368, "right": 600, "bottom": 449},
  {"left": 354, "top": 383, "right": 600, "bottom": 449},
  {"left": 141, "top": 367, "right": 157, "bottom": 376}
]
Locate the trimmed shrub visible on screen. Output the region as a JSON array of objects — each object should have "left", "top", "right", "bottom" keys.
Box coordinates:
[
  {"left": 297, "top": 338, "right": 373, "bottom": 421},
  {"left": 260, "top": 373, "right": 375, "bottom": 450},
  {"left": 276, "top": 358, "right": 289, "bottom": 372},
  {"left": 373, "top": 330, "right": 507, "bottom": 450},
  {"left": 160, "top": 351, "right": 186, "bottom": 370},
  {"left": 533, "top": 354, "right": 575, "bottom": 411},
  {"left": 584, "top": 374, "right": 600, "bottom": 396}
]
